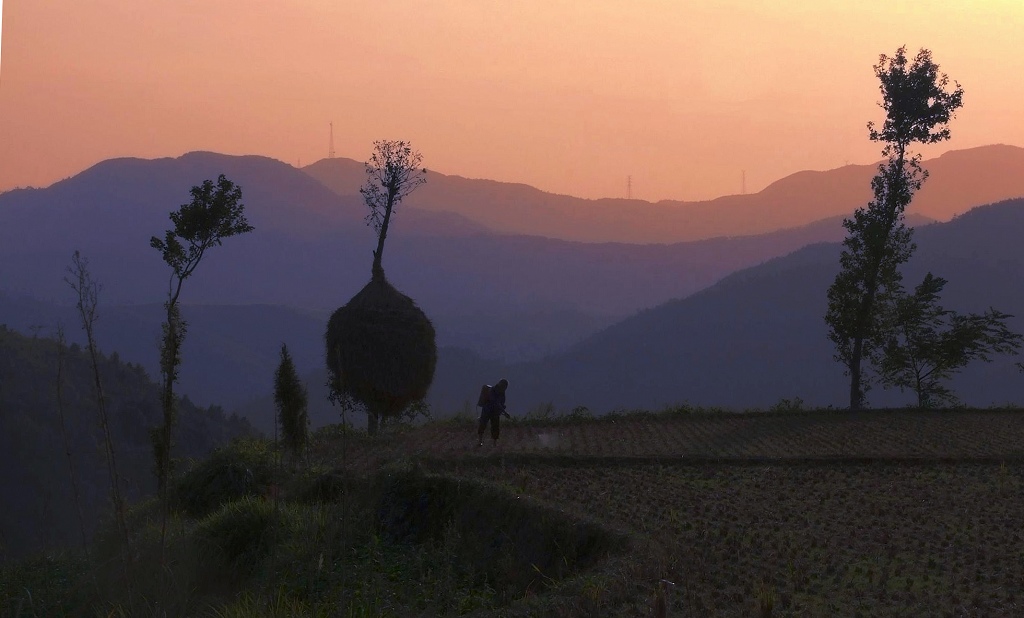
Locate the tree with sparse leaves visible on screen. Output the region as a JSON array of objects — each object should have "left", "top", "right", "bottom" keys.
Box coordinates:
[
  {"left": 326, "top": 140, "right": 435, "bottom": 436},
  {"left": 826, "top": 47, "right": 964, "bottom": 409},
  {"left": 150, "top": 174, "right": 253, "bottom": 547},
  {"left": 65, "top": 252, "right": 130, "bottom": 577},
  {"left": 361, "top": 140, "right": 426, "bottom": 279},
  {"left": 879, "top": 274, "right": 1022, "bottom": 408},
  {"left": 275, "top": 343, "right": 309, "bottom": 461}
]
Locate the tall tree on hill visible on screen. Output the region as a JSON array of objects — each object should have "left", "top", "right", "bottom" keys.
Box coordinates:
[
  {"left": 274, "top": 343, "right": 309, "bottom": 462},
  {"left": 65, "top": 252, "right": 130, "bottom": 586},
  {"left": 825, "top": 47, "right": 964, "bottom": 409},
  {"left": 150, "top": 174, "right": 253, "bottom": 547},
  {"left": 879, "top": 274, "right": 1022, "bottom": 408},
  {"left": 361, "top": 140, "right": 428, "bottom": 279},
  {"left": 326, "top": 140, "right": 436, "bottom": 436}
]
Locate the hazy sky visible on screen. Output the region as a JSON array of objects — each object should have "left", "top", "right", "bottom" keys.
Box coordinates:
[{"left": 1, "top": 1, "right": 1022, "bottom": 201}]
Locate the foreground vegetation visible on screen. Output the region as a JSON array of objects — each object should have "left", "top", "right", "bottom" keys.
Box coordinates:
[
  {"left": 4, "top": 406, "right": 1024, "bottom": 617},
  {"left": 0, "top": 325, "right": 253, "bottom": 561}
]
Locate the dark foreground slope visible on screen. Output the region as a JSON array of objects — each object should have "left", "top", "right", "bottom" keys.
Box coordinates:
[
  {"left": 0, "top": 326, "right": 254, "bottom": 560},
  {"left": 7, "top": 408, "right": 1024, "bottom": 617}
]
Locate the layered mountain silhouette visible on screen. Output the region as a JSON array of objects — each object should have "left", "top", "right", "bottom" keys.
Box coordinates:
[
  {"left": 235, "top": 199, "right": 1024, "bottom": 430},
  {"left": 2, "top": 149, "right": 1021, "bottom": 420},
  {"left": 459, "top": 198, "right": 1024, "bottom": 413},
  {"left": 0, "top": 150, "right": 934, "bottom": 369},
  {"left": 304, "top": 144, "right": 1024, "bottom": 243}
]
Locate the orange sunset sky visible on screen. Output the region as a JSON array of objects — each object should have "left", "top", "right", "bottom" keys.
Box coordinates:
[{"left": 0, "top": 1, "right": 1022, "bottom": 201}]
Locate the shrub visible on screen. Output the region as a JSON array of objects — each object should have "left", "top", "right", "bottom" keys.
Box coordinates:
[
  {"left": 170, "top": 439, "right": 280, "bottom": 517},
  {"left": 569, "top": 405, "right": 593, "bottom": 422},
  {"left": 769, "top": 397, "right": 805, "bottom": 413},
  {"left": 194, "top": 497, "right": 296, "bottom": 575}
]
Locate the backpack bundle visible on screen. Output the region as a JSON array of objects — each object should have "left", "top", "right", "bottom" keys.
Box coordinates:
[{"left": 477, "top": 384, "right": 492, "bottom": 407}]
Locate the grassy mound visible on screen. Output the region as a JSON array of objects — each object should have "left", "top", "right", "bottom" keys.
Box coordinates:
[
  {"left": 170, "top": 438, "right": 281, "bottom": 517},
  {"left": 376, "top": 471, "right": 622, "bottom": 593},
  {"left": 15, "top": 437, "right": 627, "bottom": 617}
]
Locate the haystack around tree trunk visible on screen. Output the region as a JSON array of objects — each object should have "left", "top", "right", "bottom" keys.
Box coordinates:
[{"left": 326, "top": 270, "right": 437, "bottom": 435}]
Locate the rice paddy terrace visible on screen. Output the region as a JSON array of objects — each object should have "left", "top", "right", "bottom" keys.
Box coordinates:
[{"left": 314, "top": 407, "right": 1024, "bottom": 616}]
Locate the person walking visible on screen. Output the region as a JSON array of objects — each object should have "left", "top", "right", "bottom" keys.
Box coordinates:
[{"left": 478, "top": 378, "right": 510, "bottom": 447}]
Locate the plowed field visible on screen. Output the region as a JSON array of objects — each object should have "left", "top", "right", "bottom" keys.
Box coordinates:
[{"left": 312, "top": 409, "right": 1024, "bottom": 616}]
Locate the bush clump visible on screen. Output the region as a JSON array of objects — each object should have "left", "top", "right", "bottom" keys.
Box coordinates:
[
  {"left": 170, "top": 438, "right": 280, "bottom": 517},
  {"left": 193, "top": 497, "right": 295, "bottom": 575}
]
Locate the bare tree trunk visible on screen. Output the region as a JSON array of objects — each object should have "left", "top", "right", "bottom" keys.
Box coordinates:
[
  {"left": 371, "top": 188, "right": 398, "bottom": 279},
  {"left": 848, "top": 344, "right": 864, "bottom": 410},
  {"left": 55, "top": 326, "right": 91, "bottom": 559},
  {"left": 66, "top": 252, "right": 133, "bottom": 603},
  {"left": 157, "top": 300, "right": 182, "bottom": 558}
]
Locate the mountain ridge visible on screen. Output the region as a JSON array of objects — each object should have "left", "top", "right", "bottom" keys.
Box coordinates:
[
  {"left": 476, "top": 198, "right": 1024, "bottom": 413},
  {"left": 303, "top": 143, "right": 1024, "bottom": 243}
]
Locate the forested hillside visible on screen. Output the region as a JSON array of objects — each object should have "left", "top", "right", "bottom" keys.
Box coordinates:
[
  {"left": 0, "top": 326, "right": 254, "bottom": 561},
  {"left": 490, "top": 198, "right": 1024, "bottom": 412}
]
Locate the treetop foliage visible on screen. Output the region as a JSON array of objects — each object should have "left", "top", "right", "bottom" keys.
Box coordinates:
[
  {"left": 868, "top": 46, "right": 965, "bottom": 153},
  {"left": 150, "top": 174, "right": 253, "bottom": 301},
  {"left": 880, "top": 273, "right": 1022, "bottom": 407},
  {"left": 360, "top": 140, "right": 426, "bottom": 236},
  {"left": 361, "top": 140, "right": 426, "bottom": 278}
]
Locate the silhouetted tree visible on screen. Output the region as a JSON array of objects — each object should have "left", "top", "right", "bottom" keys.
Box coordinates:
[
  {"left": 825, "top": 47, "right": 963, "bottom": 409},
  {"left": 326, "top": 140, "right": 436, "bottom": 435},
  {"left": 361, "top": 140, "right": 427, "bottom": 279},
  {"left": 879, "top": 274, "right": 1022, "bottom": 407},
  {"left": 65, "top": 251, "right": 131, "bottom": 587},
  {"left": 54, "top": 324, "right": 90, "bottom": 559},
  {"left": 150, "top": 174, "right": 253, "bottom": 546},
  {"left": 274, "top": 343, "right": 308, "bottom": 461}
]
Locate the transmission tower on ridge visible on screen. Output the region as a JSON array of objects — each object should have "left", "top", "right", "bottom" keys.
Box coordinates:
[
  {"left": 627, "top": 175, "right": 632, "bottom": 200},
  {"left": 329, "top": 122, "right": 336, "bottom": 159}
]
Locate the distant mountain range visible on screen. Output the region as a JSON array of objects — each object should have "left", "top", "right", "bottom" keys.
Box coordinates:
[
  {"left": 1, "top": 148, "right": 1021, "bottom": 423},
  {"left": 235, "top": 200, "right": 1024, "bottom": 431},
  {"left": 0, "top": 150, "right": 936, "bottom": 368},
  {"left": 475, "top": 198, "right": 1024, "bottom": 413},
  {"left": 304, "top": 144, "right": 1024, "bottom": 243}
]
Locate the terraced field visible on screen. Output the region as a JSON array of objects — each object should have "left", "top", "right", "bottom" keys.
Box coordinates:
[
  {"left": 315, "top": 408, "right": 1024, "bottom": 467},
  {"left": 314, "top": 408, "right": 1024, "bottom": 616}
]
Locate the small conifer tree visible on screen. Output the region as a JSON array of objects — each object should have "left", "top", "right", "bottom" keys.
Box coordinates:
[{"left": 275, "top": 343, "right": 309, "bottom": 461}]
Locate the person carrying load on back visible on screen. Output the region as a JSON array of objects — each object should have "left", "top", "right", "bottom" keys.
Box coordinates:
[{"left": 477, "top": 378, "right": 510, "bottom": 447}]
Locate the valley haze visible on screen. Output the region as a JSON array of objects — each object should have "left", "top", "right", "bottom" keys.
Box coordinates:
[{"left": 1, "top": 146, "right": 1023, "bottom": 431}]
